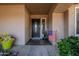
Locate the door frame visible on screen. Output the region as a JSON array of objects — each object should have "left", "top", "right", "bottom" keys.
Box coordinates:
[
  {"left": 31, "top": 18, "right": 47, "bottom": 39},
  {"left": 40, "top": 18, "right": 47, "bottom": 39}
]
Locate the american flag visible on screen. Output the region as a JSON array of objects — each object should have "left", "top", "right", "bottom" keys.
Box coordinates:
[{"left": 48, "top": 31, "right": 56, "bottom": 42}]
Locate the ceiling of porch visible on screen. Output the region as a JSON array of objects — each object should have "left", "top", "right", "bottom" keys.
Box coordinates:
[
  {"left": 26, "top": 3, "right": 74, "bottom": 15},
  {"left": 26, "top": 3, "right": 56, "bottom": 14},
  {"left": 53, "top": 3, "right": 74, "bottom": 13}
]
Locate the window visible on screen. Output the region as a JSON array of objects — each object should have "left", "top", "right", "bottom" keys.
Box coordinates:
[{"left": 75, "top": 7, "right": 79, "bottom": 35}]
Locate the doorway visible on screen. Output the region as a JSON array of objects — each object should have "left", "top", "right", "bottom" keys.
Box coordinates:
[{"left": 31, "top": 18, "right": 47, "bottom": 39}]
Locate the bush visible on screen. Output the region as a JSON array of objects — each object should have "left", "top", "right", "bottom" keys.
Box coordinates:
[{"left": 57, "top": 36, "right": 79, "bottom": 56}]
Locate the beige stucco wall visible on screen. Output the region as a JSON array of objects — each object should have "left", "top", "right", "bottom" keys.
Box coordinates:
[
  {"left": 64, "top": 10, "right": 69, "bottom": 37},
  {"left": 52, "top": 13, "right": 64, "bottom": 40},
  {"left": 68, "top": 4, "right": 75, "bottom": 36},
  {"left": 59, "top": 4, "right": 79, "bottom": 37},
  {"left": 68, "top": 4, "right": 79, "bottom": 36},
  {"left": 0, "top": 4, "right": 26, "bottom": 45},
  {"left": 30, "top": 15, "right": 48, "bottom": 19},
  {"left": 25, "top": 6, "right": 30, "bottom": 43},
  {"left": 48, "top": 12, "right": 52, "bottom": 31},
  {"left": 52, "top": 4, "right": 79, "bottom": 40}
]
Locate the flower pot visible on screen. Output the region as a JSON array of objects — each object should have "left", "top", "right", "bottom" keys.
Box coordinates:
[{"left": 2, "top": 38, "right": 14, "bottom": 50}]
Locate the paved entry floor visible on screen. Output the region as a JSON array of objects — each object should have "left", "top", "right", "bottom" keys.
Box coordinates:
[{"left": 11, "top": 45, "right": 59, "bottom": 56}]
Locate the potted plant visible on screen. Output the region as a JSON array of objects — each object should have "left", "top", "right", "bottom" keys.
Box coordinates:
[
  {"left": 1, "top": 33, "right": 15, "bottom": 51},
  {"left": 0, "top": 32, "right": 16, "bottom": 56}
]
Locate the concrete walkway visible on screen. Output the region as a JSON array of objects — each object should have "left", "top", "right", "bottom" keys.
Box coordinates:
[{"left": 11, "top": 45, "right": 59, "bottom": 56}]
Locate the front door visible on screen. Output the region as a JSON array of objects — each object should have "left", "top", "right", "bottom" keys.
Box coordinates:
[{"left": 32, "top": 19, "right": 40, "bottom": 38}]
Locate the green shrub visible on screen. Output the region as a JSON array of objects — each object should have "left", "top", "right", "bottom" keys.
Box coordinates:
[{"left": 57, "top": 36, "right": 79, "bottom": 56}]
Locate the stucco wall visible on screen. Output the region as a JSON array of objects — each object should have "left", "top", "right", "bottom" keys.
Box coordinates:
[
  {"left": 64, "top": 10, "right": 69, "bottom": 37},
  {"left": 52, "top": 13, "right": 64, "bottom": 40},
  {"left": 0, "top": 4, "right": 25, "bottom": 45},
  {"left": 48, "top": 12, "right": 52, "bottom": 31},
  {"left": 25, "top": 6, "right": 30, "bottom": 43},
  {"left": 30, "top": 15, "right": 48, "bottom": 19},
  {"left": 68, "top": 4, "right": 79, "bottom": 36},
  {"left": 68, "top": 4, "right": 75, "bottom": 36}
]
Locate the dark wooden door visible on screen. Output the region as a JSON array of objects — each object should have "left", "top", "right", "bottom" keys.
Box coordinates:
[{"left": 32, "top": 19, "right": 40, "bottom": 38}]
